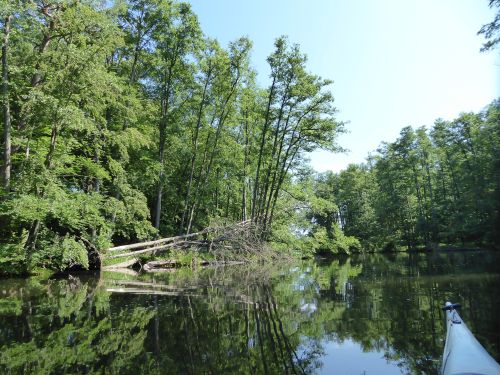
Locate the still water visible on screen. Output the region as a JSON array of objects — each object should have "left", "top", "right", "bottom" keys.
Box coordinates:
[{"left": 0, "top": 251, "right": 499, "bottom": 374}]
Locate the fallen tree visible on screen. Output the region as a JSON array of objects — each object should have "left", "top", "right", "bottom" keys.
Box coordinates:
[{"left": 102, "top": 220, "right": 267, "bottom": 270}]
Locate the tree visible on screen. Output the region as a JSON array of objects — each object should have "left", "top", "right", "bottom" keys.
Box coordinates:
[
  {"left": 252, "top": 37, "right": 343, "bottom": 235},
  {"left": 149, "top": 2, "right": 201, "bottom": 231},
  {"left": 1, "top": 9, "right": 12, "bottom": 191},
  {"left": 478, "top": 0, "right": 500, "bottom": 52}
]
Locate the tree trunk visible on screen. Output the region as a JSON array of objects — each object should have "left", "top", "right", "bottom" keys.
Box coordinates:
[
  {"left": 241, "top": 113, "right": 249, "bottom": 221},
  {"left": 2, "top": 15, "right": 11, "bottom": 191},
  {"left": 422, "top": 155, "right": 437, "bottom": 240},
  {"left": 154, "top": 139, "right": 165, "bottom": 230},
  {"left": 180, "top": 68, "right": 212, "bottom": 232},
  {"left": 154, "top": 78, "right": 170, "bottom": 230},
  {"left": 45, "top": 124, "right": 58, "bottom": 169},
  {"left": 263, "top": 111, "right": 293, "bottom": 227},
  {"left": 251, "top": 77, "right": 276, "bottom": 220},
  {"left": 185, "top": 72, "right": 240, "bottom": 231},
  {"left": 259, "top": 81, "right": 291, "bottom": 221},
  {"left": 268, "top": 144, "right": 300, "bottom": 234},
  {"left": 17, "top": 10, "right": 57, "bottom": 151},
  {"left": 185, "top": 132, "right": 213, "bottom": 234},
  {"left": 24, "top": 116, "right": 60, "bottom": 266}
]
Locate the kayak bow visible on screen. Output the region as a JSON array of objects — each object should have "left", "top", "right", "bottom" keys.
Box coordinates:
[{"left": 441, "top": 302, "right": 500, "bottom": 375}]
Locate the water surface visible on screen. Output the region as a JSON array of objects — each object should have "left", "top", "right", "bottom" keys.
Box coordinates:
[{"left": 1, "top": 251, "right": 499, "bottom": 374}]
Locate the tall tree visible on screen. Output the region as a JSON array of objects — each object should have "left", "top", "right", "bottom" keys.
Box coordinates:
[
  {"left": 149, "top": 2, "right": 201, "bottom": 230},
  {"left": 252, "top": 37, "right": 343, "bottom": 234},
  {"left": 1, "top": 11, "right": 12, "bottom": 191}
]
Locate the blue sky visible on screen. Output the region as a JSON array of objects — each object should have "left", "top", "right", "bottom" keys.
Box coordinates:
[{"left": 188, "top": 0, "right": 499, "bottom": 172}]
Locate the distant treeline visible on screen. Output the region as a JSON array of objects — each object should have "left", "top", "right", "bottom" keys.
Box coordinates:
[
  {"left": 305, "top": 101, "right": 499, "bottom": 252},
  {"left": 0, "top": 0, "right": 342, "bottom": 272}
]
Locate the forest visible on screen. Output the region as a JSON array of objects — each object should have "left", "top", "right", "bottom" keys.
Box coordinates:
[
  {"left": 0, "top": 0, "right": 498, "bottom": 274},
  {"left": 302, "top": 103, "right": 500, "bottom": 253}
]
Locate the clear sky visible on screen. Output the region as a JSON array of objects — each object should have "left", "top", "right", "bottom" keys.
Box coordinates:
[{"left": 188, "top": 0, "right": 500, "bottom": 172}]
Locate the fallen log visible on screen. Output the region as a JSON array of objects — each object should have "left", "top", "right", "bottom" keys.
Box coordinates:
[
  {"left": 143, "top": 259, "right": 177, "bottom": 271},
  {"left": 107, "top": 228, "right": 212, "bottom": 252},
  {"left": 103, "top": 258, "right": 140, "bottom": 268},
  {"left": 107, "top": 242, "right": 179, "bottom": 259},
  {"left": 141, "top": 268, "right": 177, "bottom": 273}
]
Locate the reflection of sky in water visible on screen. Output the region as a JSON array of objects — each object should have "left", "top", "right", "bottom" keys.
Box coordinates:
[
  {"left": 299, "top": 338, "right": 405, "bottom": 374},
  {"left": 299, "top": 300, "right": 317, "bottom": 314},
  {"left": 293, "top": 266, "right": 320, "bottom": 292}
]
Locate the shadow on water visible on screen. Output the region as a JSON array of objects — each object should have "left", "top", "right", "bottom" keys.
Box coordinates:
[{"left": 0, "top": 251, "right": 499, "bottom": 374}]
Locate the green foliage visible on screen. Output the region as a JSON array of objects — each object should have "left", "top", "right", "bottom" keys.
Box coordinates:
[
  {"left": 310, "top": 224, "right": 361, "bottom": 255},
  {"left": 478, "top": 0, "right": 500, "bottom": 51},
  {"left": 0, "top": 0, "right": 348, "bottom": 272},
  {"left": 304, "top": 101, "right": 500, "bottom": 251},
  {"left": 59, "top": 236, "right": 89, "bottom": 270},
  {"left": 2, "top": 0, "right": 493, "bottom": 275},
  {"left": 0, "top": 243, "right": 25, "bottom": 276}
]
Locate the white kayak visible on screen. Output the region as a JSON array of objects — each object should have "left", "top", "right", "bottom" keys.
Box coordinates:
[{"left": 441, "top": 302, "right": 500, "bottom": 375}]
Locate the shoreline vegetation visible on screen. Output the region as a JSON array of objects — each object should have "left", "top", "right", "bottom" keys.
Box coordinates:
[{"left": 1, "top": 1, "right": 498, "bottom": 276}]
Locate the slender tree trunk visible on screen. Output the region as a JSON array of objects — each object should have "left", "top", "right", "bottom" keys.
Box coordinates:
[
  {"left": 263, "top": 111, "right": 293, "bottom": 226},
  {"left": 259, "top": 88, "right": 290, "bottom": 221},
  {"left": 268, "top": 144, "right": 300, "bottom": 234},
  {"left": 155, "top": 127, "right": 165, "bottom": 230},
  {"left": 30, "top": 20, "right": 54, "bottom": 88},
  {"left": 154, "top": 69, "right": 172, "bottom": 230},
  {"left": 185, "top": 131, "right": 213, "bottom": 234},
  {"left": 422, "top": 155, "right": 437, "bottom": 240},
  {"left": 2, "top": 15, "right": 11, "bottom": 191},
  {"left": 186, "top": 73, "right": 240, "bottom": 231},
  {"left": 438, "top": 163, "right": 447, "bottom": 202},
  {"left": 262, "top": 102, "right": 315, "bottom": 231},
  {"left": 241, "top": 113, "right": 249, "bottom": 220},
  {"left": 444, "top": 151, "right": 461, "bottom": 201},
  {"left": 215, "top": 167, "right": 220, "bottom": 214},
  {"left": 225, "top": 184, "right": 230, "bottom": 218},
  {"left": 252, "top": 77, "right": 276, "bottom": 220},
  {"left": 180, "top": 68, "right": 212, "bottom": 232},
  {"left": 91, "top": 135, "right": 101, "bottom": 240},
  {"left": 129, "top": 13, "right": 144, "bottom": 85},
  {"left": 411, "top": 164, "right": 425, "bottom": 241},
  {"left": 25, "top": 220, "right": 41, "bottom": 269},
  {"left": 45, "top": 124, "right": 58, "bottom": 169}
]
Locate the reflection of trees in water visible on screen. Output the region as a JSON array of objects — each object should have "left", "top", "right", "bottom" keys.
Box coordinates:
[
  {"left": 326, "top": 254, "right": 500, "bottom": 374},
  {"left": 0, "top": 253, "right": 498, "bottom": 374},
  {"left": 0, "top": 276, "right": 155, "bottom": 374},
  {"left": 138, "top": 266, "right": 324, "bottom": 374},
  {"left": 0, "top": 266, "right": 325, "bottom": 374}
]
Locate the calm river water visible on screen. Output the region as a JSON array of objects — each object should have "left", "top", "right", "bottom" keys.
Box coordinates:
[{"left": 0, "top": 251, "right": 499, "bottom": 374}]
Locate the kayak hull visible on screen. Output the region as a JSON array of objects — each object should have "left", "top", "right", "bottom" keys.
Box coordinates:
[{"left": 441, "top": 302, "right": 500, "bottom": 375}]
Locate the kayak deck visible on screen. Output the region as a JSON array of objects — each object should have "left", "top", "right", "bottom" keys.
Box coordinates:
[{"left": 441, "top": 302, "right": 500, "bottom": 375}]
